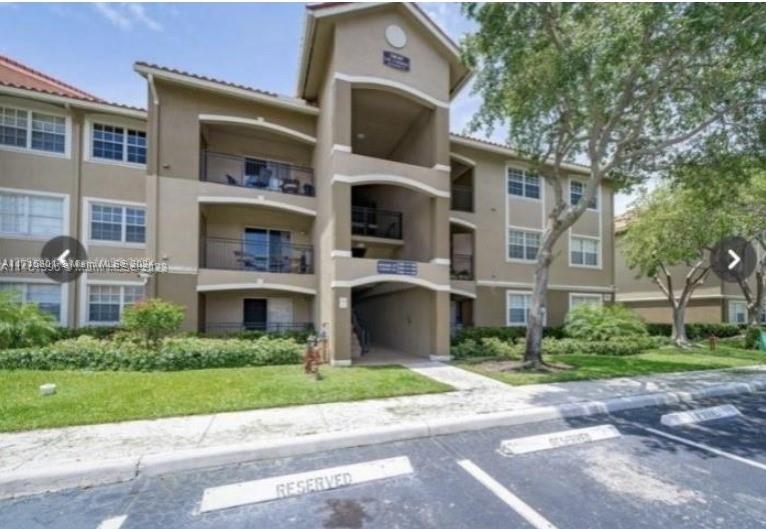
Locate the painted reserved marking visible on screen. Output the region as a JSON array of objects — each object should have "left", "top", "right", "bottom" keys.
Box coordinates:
[
  {"left": 644, "top": 427, "right": 766, "bottom": 472},
  {"left": 96, "top": 516, "right": 127, "bottom": 529},
  {"left": 458, "top": 460, "right": 558, "bottom": 529},
  {"left": 499, "top": 425, "right": 621, "bottom": 456},
  {"left": 660, "top": 405, "right": 741, "bottom": 427},
  {"left": 199, "top": 456, "right": 413, "bottom": 513}
]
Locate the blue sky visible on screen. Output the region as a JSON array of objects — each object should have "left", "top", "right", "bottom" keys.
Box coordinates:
[{"left": 0, "top": 2, "right": 633, "bottom": 212}]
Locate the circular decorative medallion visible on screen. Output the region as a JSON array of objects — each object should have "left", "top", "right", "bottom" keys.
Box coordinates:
[{"left": 385, "top": 24, "right": 407, "bottom": 49}]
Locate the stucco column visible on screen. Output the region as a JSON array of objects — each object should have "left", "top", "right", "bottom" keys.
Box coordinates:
[
  {"left": 431, "top": 196, "right": 450, "bottom": 261},
  {"left": 432, "top": 290, "right": 451, "bottom": 360},
  {"left": 333, "top": 182, "right": 351, "bottom": 253},
  {"left": 331, "top": 287, "right": 352, "bottom": 365},
  {"left": 333, "top": 79, "right": 352, "bottom": 148},
  {"left": 433, "top": 107, "right": 450, "bottom": 168}
]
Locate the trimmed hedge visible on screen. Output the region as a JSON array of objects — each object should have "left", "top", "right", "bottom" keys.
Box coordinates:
[
  {"left": 451, "top": 335, "right": 668, "bottom": 359},
  {"left": 645, "top": 323, "right": 742, "bottom": 340},
  {"left": 453, "top": 326, "right": 565, "bottom": 345},
  {"left": 744, "top": 326, "right": 763, "bottom": 350},
  {"left": 451, "top": 337, "right": 522, "bottom": 360},
  {"left": 0, "top": 335, "right": 303, "bottom": 371},
  {"left": 208, "top": 329, "right": 314, "bottom": 342}
]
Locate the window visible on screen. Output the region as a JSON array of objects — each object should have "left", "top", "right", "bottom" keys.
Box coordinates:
[
  {"left": 88, "top": 284, "right": 144, "bottom": 323},
  {"left": 0, "top": 282, "right": 62, "bottom": 323},
  {"left": 729, "top": 301, "right": 747, "bottom": 324},
  {"left": 91, "top": 123, "right": 146, "bottom": 164},
  {"left": 570, "top": 294, "right": 603, "bottom": 309},
  {"left": 0, "top": 105, "right": 67, "bottom": 154},
  {"left": 571, "top": 236, "right": 600, "bottom": 267},
  {"left": 507, "top": 168, "right": 540, "bottom": 199},
  {"left": 506, "top": 292, "right": 546, "bottom": 326},
  {"left": 508, "top": 229, "right": 540, "bottom": 261},
  {"left": 0, "top": 190, "right": 65, "bottom": 238},
  {"left": 89, "top": 202, "right": 146, "bottom": 244},
  {"left": 570, "top": 181, "right": 598, "bottom": 210}
]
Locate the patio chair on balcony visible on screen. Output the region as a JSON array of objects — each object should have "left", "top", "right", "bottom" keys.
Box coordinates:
[
  {"left": 281, "top": 178, "right": 300, "bottom": 194},
  {"left": 233, "top": 250, "right": 257, "bottom": 270},
  {"left": 225, "top": 174, "right": 238, "bottom": 186}
]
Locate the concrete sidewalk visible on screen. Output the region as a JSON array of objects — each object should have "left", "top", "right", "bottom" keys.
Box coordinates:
[{"left": 3, "top": 363, "right": 766, "bottom": 498}]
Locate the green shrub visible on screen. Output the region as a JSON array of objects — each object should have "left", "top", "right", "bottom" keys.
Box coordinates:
[
  {"left": 539, "top": 336, "right": 666, "bottom": 356},
  {"left": 210, "top": 329, "right": 314, "bottom": 342},
  {"left": 646, "top": 322, "right": 742, "bottom": 340},
  {"left": 564, "top": 304, "right": 647, "bottom": 341},
  {"left": 0, "top": 291, "right": 59, "bottom": 349},
  {"left": 451, "top": 337, "right": 522, "bottom": 360},
  {"left": 453, "top": 326, "right": 564, "bottom": 345},
  {"left": 744, "top": 326, "right": 763, "bottom": 350},
  {"left": 122, "top": 298, "right": 185, "bottom": 347},
  {"left": 56, "top": 326, "right": 121, "bottom": 340},
  {"left": 0, "top": 335, "right": 303, "bottom": 371}
]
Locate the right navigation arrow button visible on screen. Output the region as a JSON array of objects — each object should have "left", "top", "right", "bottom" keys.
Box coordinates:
[{"left": 728, "top": 249, "right": 741, "bottom": 270}]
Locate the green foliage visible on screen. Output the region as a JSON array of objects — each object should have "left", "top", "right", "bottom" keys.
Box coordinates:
[
  {"left": 744, "top": 326, "right": 764, "bottom": 350},
  {"left": 451, "top": 338, "right": 523, "bottom": 360},
  {"left": 646, "top": 323, "right": 741, "bottom": 340},
  {"left": 564, "top": 304, "right": 647, "bottom": 341},
  {"left": 122, "top": 298, "right": 185, "bottom": 347},
  {"left": 208, "top": 329, "right": 314, "bottom": 342},
  {"left": 56, "top": 326, "right": 121, "bottom": 340},
  {"left": 452, "top": 326, "right": 564, "bottom": 345},
  {"left": 0, "top": 335, "right": 303, "bottom": 371},
  {"left": 0, "top": 291, "right": 58, "bottom": 349},
  {"left": 540, "top": 336, "right": 667, "bottom": 356}
]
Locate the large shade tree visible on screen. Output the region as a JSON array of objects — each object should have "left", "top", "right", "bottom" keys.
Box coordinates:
[
  {"left": 620, "top": 186, "right": 734, "bottom": 346},
  {"left": 462, "top": 3, "right": 766, "bottom": 366}
]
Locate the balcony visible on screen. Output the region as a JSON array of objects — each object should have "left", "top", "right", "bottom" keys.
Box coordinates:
[
  {"left": 201, "top": 236, "right": 314, "bottom": 274},
  {"left": 450, "top": 253, "right": 474, "bottom": 280},
  {"left": 200, "top": 151, "right": 314, "bottom": 197},
  {"left": 451, "top": 185, "right": 473, "bottom": 213},
  {"left": 351, "top": 206, "right": 403, "bottom": 240},
  {"left": 204, "top": 321, "right": 314, "bottom": 335}
]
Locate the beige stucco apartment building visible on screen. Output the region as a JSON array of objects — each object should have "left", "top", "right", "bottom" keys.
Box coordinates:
[{"left": 0, "top": 2, "right": 615, "bottom": 364}]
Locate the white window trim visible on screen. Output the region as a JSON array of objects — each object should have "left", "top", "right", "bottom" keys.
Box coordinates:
[
  {"left": 0, "top": 277, "right": 67, "bottom": 325},
  {"left": 83, "top": 117, "right": 147, "bottom": 169},
  {"left": 0, "top": 186, "right": 70, "bottom": 240},
  {"left": 568, "top": 179, "right": 600, "bottom": 212},
  {"left": 80, "top": 279, "right": 146, "bottom": 326},
  {"left": 0, "top": 102, "right": 72, "bottom": 159},
  {"left": 568, "top": 232, "right": 602, "bottom": 270},
  {"left": 505, "top": 290, "right": 547, "bottom": 327},
  {"left": 728, "top": 300, "right": 748, "bottom": 324},
  {"left": 83, "top": 196, "right": 147, "bottom": 248},
  {"left": 506, "top": 225, "right": 542, "bottom": 264},
  {"left": 505, "top": 164, "right": 542, "bottom": 202},
  {"left": 568, "top": 292, "right": 604, "bottom": 310}
]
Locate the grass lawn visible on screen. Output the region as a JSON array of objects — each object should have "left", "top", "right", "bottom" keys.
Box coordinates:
[
  {"left": 458, "top": 344, "right": 766, "bottom": 386},
  {"left": 0, "top": 365, "right": 452, "bottom": 432}
]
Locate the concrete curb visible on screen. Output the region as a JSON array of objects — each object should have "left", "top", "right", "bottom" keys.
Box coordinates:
[{"left": 3, "top": 377, "right": 766, "bottom": 500}]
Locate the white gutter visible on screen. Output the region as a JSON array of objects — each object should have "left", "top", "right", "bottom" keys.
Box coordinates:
[{"left": 0, "top": 85, "right": 146, "bottom": 120}]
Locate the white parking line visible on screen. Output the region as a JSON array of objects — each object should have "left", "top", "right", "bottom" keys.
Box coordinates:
[
  {"left": 644, "top": 427, "right": 766, "bottom": 471},
  {"left": 200, "top": 456, "right": 413, "bottom": 513},
  {"left": 457, "top": 460, "right": 558, "bottom": 529},
  {"left": 96, "top": 516, "right": 127, "bottom": 529}
]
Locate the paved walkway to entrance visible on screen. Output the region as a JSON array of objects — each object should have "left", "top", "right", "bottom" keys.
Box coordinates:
[{"left": 3, "top": 363, "right": 766, "bottom": 483}]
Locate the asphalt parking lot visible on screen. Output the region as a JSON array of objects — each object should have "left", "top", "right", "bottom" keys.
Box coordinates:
[{"left": 3, "top": 391, "right": 766, "bottom": 529}]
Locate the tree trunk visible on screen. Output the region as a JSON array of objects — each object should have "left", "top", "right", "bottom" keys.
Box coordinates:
[
  {"left": 671, "top": 304, "right": 691, "bottom": 347},
  {"left": 524, "top": 245, "right": 554, "bottom": 368}
]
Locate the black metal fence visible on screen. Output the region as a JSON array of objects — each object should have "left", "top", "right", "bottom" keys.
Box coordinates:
[
  {"left": 450, "top": 253, "right": 474, "bottom": 280},
  {"left": 351, "top": 206, "right": 403, "bottom": 239},
  {"left": 451, "top": 185, "right": 473, "bottom": 212},
  {"left": 201, "top": 237, "right": 314, "bottom": 273},
  {"left": 200, "top": 151, "right": 315, "bottom": 197}
]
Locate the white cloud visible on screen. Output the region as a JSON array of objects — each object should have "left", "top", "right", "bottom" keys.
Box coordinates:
[{"left": 93, "top": 3, "right": 162, "bottom": 32}]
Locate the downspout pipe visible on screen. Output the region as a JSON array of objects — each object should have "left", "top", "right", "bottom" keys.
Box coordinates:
[{"left": 148, "top": 74, "right": 161, "bottom": 297}]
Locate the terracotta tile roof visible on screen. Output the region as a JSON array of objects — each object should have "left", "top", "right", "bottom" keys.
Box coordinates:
[
  {"left": 0, "top": 55, "right": 145, "bottom": 114},
  {"left": 0, "top": 54, "right": 102, "bottom": 101},
  {"left": 134, "top": 61, "right": 313, "bottom": 106}
]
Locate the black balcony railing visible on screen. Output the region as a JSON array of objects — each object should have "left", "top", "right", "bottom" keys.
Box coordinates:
[
  {"left": 201, "top": 237, "right": 314, "bottom": 273},
  {"left": 351, "top": 206, "right": 403, "bottom": 239},
  {"left": 200, "top": 151, "right": 315, "bottom": 197},
  {"left": 205, "top": 322, "right": 314, "bottom": 335},
  {"left": 451, "top": 185, "right": 473, "bottom": 212},
  {"left": 450, "top": 253, "right": 474, "bottom": 280}
]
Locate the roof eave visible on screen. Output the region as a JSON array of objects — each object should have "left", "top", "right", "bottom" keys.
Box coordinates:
[
  {"left": 0, "top": 84, "right": 146, "bottom": 119},
  {"left": 134, "top": 63, "right": 319, "bottom": 116}
]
